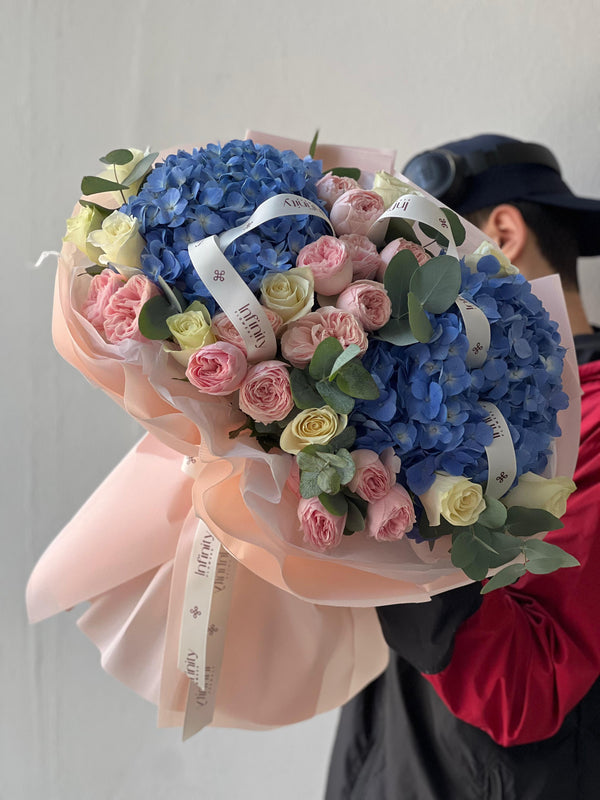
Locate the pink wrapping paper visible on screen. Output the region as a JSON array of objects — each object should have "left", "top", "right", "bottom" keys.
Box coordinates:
[{"left": 27, "top": 135, "right": 581, "bottom": 730}]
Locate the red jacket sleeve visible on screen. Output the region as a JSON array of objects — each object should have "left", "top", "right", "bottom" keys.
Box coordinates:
[{"left": 425, "top": 364, "right": 600, "bottom": 746}]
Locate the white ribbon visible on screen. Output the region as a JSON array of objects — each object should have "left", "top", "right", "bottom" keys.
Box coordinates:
[
  {"left": 182, "top": 541, "right": 237, "bottom": 740},
  {"left": 188, "top": 193, "right": 332, "bottom": 362},
  {"left": 480, "top": 401, "right": 517, "bottom": 499},
  {"left": 367, "top": 194, "right": 459, "bottom": 258},
  {"left": 455, "top": 295, "right": 491, "bottom": 368}
]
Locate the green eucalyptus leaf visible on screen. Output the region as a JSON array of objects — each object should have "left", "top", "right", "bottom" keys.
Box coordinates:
[
  {"left": 122, "top": 151, "right": 159, "bottom": 188},
  {"left": 319, "top": 491, "right": 348, "bottom": 517},
  {"left": 343, "top": 489, "right": 368, "bottom": 517},
  {"left": 408, "top": 292, "right": 434, "bottom": 342},
  {"left": 290, "top": 368, "right": 324, "bottom": 409},
  {"left": 309, "top": 337, "right": 343, "bottom": 381},
  {"left": 318, "top": 452, "right": 347, "bottom": 469},
  {"left": 334, "top": 448, "right": 356, "bottom": 485},
  {"left": 418, "top": 510, "right": 454, "bottom": 540},
  {"left": 478, "top": 496, "right": 508, "bottom": 529},
  {"left": 419, "top": 221, "right": 449, "bottom": 248},
  {"left": 317, "top": 466, "right": 341, "bottom": 495},
  {"left": 523, "top": 539, "right": 580, "bottom": 574},
  {"left": 450, "top": 530, "right": 476, "bottom": 569},
  {"left": 309, "top": 129, "right": 319, "bottom": 158},
  {"left": 296, "top": 451, "right": 325, "bottom": 473},
  {"left": 329, "top": 344, "right": 361, "bottom": 379},
  {"left": 472, "top": 526, "right": 500, "bottom": 555},
  {"left": 99, "top": 149, "right": 134, "bottom": 166},
  {"left": 441, "top": 207, "right": 466, "bottom": 246},
  {"left": 345, "top": 499, "right": 366, "bottom": 532},
  {"left": 409, "top": 255, "right": 461, "bottom": 313},
  {"left": 81, "top": 176, "right": 128, "bottom": 196},
  {"left": 316, "top": 379, "right": 355, "bottom": 414},
  {"left": 336, "top": 362, "right": 380, "bottom": 400},
  {"left": 327, "top": 167, "right": 361, "bottom": 180},
  {"left": 384, "top": 217, "right": 421, "bottom": 246},
  {"left": 138, "top": 294, "right": 180, "bottom": 340},
  {"left": 485, "top": 530, "right": 523, "bottom": 567},
  {"left": 329, "top": 425, "right": 356, "bottom": 451},
  {"left": 299, "top": 443, "right": 330, "bottom": 456},
  {"left": 78, "top": 199, "right": 113, "bottom": 217},
  {"left": 506, "top": 506, "right": 564, "bottom": 537},
  {"left": 461, "top": 550, "right": 490, "bottom": 581},
  {"left": 376, "top": 317, "right": 419, "bottom": 346},
  {"left": 383, "top": 250, "right": 420, "bottom": 318},
  {"left": 481, "top": 563, "right": 527, "bottom": 594},
  {"left": 299, "top": 470, "right": 321, "bottom": 499},
  {"left": 84, "top": 265, "right": 107, "bottom": 277}
]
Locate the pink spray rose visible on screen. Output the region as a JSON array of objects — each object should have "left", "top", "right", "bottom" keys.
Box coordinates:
[
  {"left": 103, "top": 274, "right": 159, "bottom": 343},
  {"left": 298, "top": 496, "right": 346, "bottom": 552},
  {"left": 185, "top": 341, "right": 247, "bottom": 395},
  {"left": 365, "top": 484, "right": 416, "bottom": 542},
  {"left": 83, "top": 269, "right": 126, "bottom": 329},
  {"left": 336, "top": 280, "right": 392, "bottom": 332},
  {"left": 316, "top": 174, "right": 361, "bottom": 211},
  {"left": 296, "top": 236, "right": 353, "bottom": 295},
  {"left": 329, "top": 189, "right": 385, "bottom": 237},
  {"left": 376, "top": 237, "right": 430, "bottom": 281},
  {"left": 212, "top": 308, "right": 283, "bottom": 355},
  {"left": 238, "top": 360, "right": 295, "bottom": 423},
  {"left": 347, "top": 449, "right": 397, "bottom": 502},
  {"left": 339, "top": 234, "right": 385, "bottom": 281},
  {"left": 281, "top": 306, "right": 368, "bottom": 369}
]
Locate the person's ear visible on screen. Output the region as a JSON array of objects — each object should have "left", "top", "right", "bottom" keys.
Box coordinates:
[{"left": 480, "top": 204, "right": 529, "bottom": 263}]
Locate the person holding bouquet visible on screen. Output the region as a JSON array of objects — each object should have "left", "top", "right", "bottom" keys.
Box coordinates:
[{"left": 326, "top": 134, "right": 600, "bottom": 800}]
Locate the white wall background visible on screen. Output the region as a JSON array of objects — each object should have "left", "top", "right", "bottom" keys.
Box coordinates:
[{"left": 3, "top": 1, "right": 600, "bottom": 798}]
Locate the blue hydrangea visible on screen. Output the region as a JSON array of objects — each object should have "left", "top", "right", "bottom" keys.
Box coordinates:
[
  {"left": 121, "top": 140, "right": 327, "bottom": 310},
  {"left": 350, "top": 258, "right": 566, "bottom": 503}
]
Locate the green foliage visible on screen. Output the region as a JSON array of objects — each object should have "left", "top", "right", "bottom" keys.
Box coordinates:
[
  {"left": 384, "top": 250, "right": 420, "bottom": 318},
  {"left": 99, "top": 149, "right": 134, "bottom": 165},
  {"left": 407, "top": 291, "right": 434, "bottom": 342},
  {"left": 122, "top": 152, "right": 159, "bottom": 187},
  {"left": 345, "top": 498, "right": 366, "bottom": 532},
  {"left": 505, "top": 506, "right": 564, "bottom": 537},
  {"left": 376, "top": 317, "right": 418, "bottom": 346},
  {"left": 441, "top": 207, "right": 466, "bottom": 246},
  {"left": 477, "top": 496, "right": 508, "bottom": 529},
  {"left": 290, "top": 368, "right": 324, "bottom": 409},
  {"left": 327, "top": 166, "right": 361, "bottom": 180},
  {"left": 409, "top": 255, "right": 461, "bottom": 314},
  {"left": 309, "top": 130, "right": 319, "bottom": 158},
  {"left": 78, "top": 199, "right": 113, "bottom": 217},
  {"left": 315, "top": 379, "right": 355, "bottom": 414},
  {"left": 309, "top": 337, "right": 343, "bottom": 381},
  {"left": 523, "top": 538, "right": 580, "bottom": 573},
  {"left": 481, "top": 564, "right": 527, "bottom": 594},
  {"left": 297, "top": 445, "right": 356, "bottom": 498},
  {"left": 319, "top": 491, "right": 348, "bottom": 517},
  {"left": 419, "top": 221, "right": 449, "bottom": 249},
  {"left": 137, "top": 288, "right": 186, "bottom": 340},
  {"left": 384, "top": 217, "right": 421, "bottom": 245},
  {"left": 81, "top": 176, "right": 128, "bottom": 196}
]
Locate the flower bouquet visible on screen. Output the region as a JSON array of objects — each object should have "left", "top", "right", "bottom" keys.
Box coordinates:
[{"left": 28, "top": 131, "right": 580, "bottom": 737}]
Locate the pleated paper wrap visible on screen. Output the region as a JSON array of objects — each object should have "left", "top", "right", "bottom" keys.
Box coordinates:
[{"left": 27, "top": 135, "right": 581, "bottom": 731}]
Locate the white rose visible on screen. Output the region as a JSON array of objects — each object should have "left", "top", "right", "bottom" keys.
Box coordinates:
[
  {"left": 501, "top": 472, "right": 576, "bottom": 518},
  {"left": 63, "top": 204, "right": 105, "bottom": 263},
  {"left": 371, "top": 171, "right": 422, "bottom": 209},
  {"left": 464, "top": 241, "right": 519, "bottom": 277},
  {"left": 279, "top": 406, "right": 347, "bottom": 455},
  {"left": 87, "top": 211, "right": 145, "bottom": 269},
  {"left": 97, "top": 148, "right": 148, "bottom": 201},
  {"left": 419, "top": 472, "right": 486, "bottom": 527},
  {"left": 261, "top": 267, "right": 314, "bottom": 323}
]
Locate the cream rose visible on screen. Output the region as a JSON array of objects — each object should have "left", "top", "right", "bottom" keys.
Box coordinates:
[
  {"left": 464, "top": 241, "right": 519, "bottom": 277},
  {"left": 63, "top": 204, "right": 105, "bottom": 263},
  {"left": 87, "top": 210, "right": 145, "bottom": 269},
  {"left": 279, "top": 406, "right": 347, "bottom": 455},
  {"left": 166, "top": 302, "right": 216, "bottom": 350},
  {"left": 419, "top": 472, "right": 486, "bottom": 527},
  {"left": 371, "top": 171, "right": 421, "bottom": 209},
  {"left": 97, "top": 148, "right": 148, "bottom": 201},
  {"left": 501, "top": 472, "right": 576, "bottom": 518},
  {"left": 260, "top": 267, "right": 314, "bottom": 323}
]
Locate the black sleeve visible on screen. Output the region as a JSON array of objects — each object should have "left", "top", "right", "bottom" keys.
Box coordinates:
[{"left": 376, "top": 582, "right": 483, "bottom": 674}]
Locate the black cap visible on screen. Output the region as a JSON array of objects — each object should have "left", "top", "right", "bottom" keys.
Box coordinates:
[{"left": 402, "top": 134, "right": 600, "bottom": 256}]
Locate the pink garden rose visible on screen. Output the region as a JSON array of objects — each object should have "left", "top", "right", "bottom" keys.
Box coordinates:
[
  {"left": 298, "top": 496, "right": 346, "bottom": 552},
  {"left": 347, "top": 449, "right": 397, "bottom": 502},
  {"left": 376, "top": 237, "right": 430, "bottom": 281},
  {"left": 365, "top": 484, "right": 416, "bottom": 542},
  {"left": 212, "top": 308, "right": 283, "bottom": 355},
  {"left": 316, "top": 174, "right": 361, "bottom": 211},
  {"left": 339, "top": 234, "right": 385, "bottom": 281},
  {"left": 83, "top": 269, "right": 126, "bottom": 329},
  {"left": 296, "top": 235, "right": 353, "bottom": 295},
  {"left": 185, "top": 341, "right": 247, "bottom": 395},
  {"left": 329, "top": 189, "right": 385, "bottom": 237},
  {"left": 103, "top": 274, "right": 159, "bottom": 343},
  {"left": 280, "top": 306, "right": 368, "bottom": 369},
  {"left": 336, "top": 280, "right": 392, "bottom": 332},
  {"left": 238, "top": 360, "right": 294, "bottom": 423}
]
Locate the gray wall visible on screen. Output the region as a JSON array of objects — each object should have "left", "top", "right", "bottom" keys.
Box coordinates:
[{"left": 4, "top": 1, "right": 600, "bottom": 797}]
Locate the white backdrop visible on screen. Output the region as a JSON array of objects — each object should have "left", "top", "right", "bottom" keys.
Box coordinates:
[{"left": 4, "top": 1, "right": 600, "bottom": 798}]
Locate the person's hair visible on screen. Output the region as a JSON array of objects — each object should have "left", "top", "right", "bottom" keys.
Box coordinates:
[{"left": 465, "top": 201, "right": 580, "bottom": 288}]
